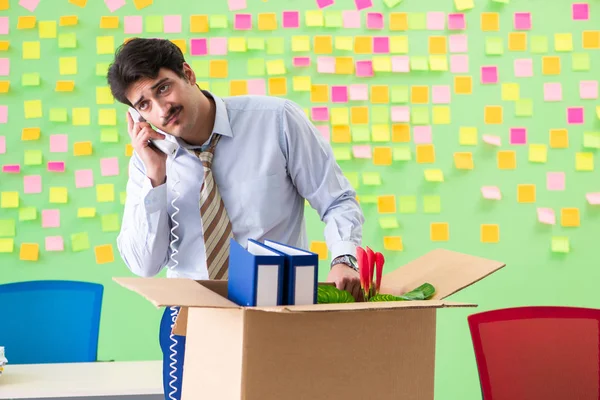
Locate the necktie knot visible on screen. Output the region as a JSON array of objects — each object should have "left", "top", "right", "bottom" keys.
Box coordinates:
[{"left": 195, "top": 133, "right": 222, "bottom": 169}]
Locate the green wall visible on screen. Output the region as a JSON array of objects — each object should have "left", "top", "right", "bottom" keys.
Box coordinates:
[{"left": 1, "top": 0, "right": 600, "bottom": 398}]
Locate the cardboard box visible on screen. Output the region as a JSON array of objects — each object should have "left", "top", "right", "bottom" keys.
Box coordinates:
[{"left": 114, "top": 248, "right": 505, "bottom": 400}]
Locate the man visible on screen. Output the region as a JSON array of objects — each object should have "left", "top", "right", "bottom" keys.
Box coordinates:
[{"left": 107, "top": 38, "right": 365, "bottom": 400}]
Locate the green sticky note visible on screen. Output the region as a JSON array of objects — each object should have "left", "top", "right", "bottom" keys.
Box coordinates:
[
  {"left": 191, "top": 60, "right": 210, "bottom": 78},
  {"left": 515, "top": 99, "right": 533, "bottom": 117},
  {"left": 49, "top": 108, "right": 68, "bottom": 122},
  {"left": 486, "top": 37, "right": 504, "bottom": 55},
  {"left": 211, "top": 81, "right": 229, "bottom": 97},
  {"left": 531, "top": 36, "right": 548, "bottom": 53},
  {"left": 399, "top": 196, "right": 417, "bottom": 213},
  {"left": 58, "top": 32, "right": 76, "bottom": 49},
  {"left": 379, "top": 217, "right": 399, "bottom": 229},
  {"left": 0, "top": 219, "right": 16, "bottom": 237},
  {"left": 411, "top": 107, "right": 430, "bottom": 125},
  {"left": 102, "top": 214, "right": 120, "bottom": 232},
  {"left": 371, "top": 106, "right": 389, "bottom": 124},
  {"left": 384, "top": 0, "right": 402, "bottom": 7},
  {"left": 120, "top": 192, "right": 127, "bottom": 205},
  {"left": 408, "top": 13, "right": 426, "bottom": 30},
  {"left": 247, "top": 59, "right": 266, "bottom": 76},
  {"left": 572, "top": 53, "right": 590, "bottom": 71},
  {"left": 345, "top": 172, "right": 359, "bottom": 189},
  {"left": 145, "top": 16, "right": 163, "bottom": 33},
  {"left": 359, "top": 195, "right": 378, "bottom": 204},
  {"left": 492, "top": 0, "right": 509, "bottom": 3},
  {"left": 423, "top": 195, "right": 441, "bottom": 213},
  {"left": 22, "top": 73, "right": 40, "bottom": 86},
  {"left": 410, "top": 56, "right": 429, "bottom": 71},
  {"left": 333, "top": 147, "right": 352, "bottom": 161},
  {"left": 351, "top": 126, "right": 371, "bottom": 142},
  {"left": 266, "top": 38, "right": 285, "bottom": 55},
  {"left": 248, "top": 38, "right": 265, "bottom": 50},
  {"left": 19, "top": 207, "right": 37, "bottom": 221},
  {"left": 393, "top": 146, "right": 412, "bottom": 161},
  {"left": 71, "top": 232, "right": 90, "bottom": 252},
  {"left": 551, "top": 236, "right": 569, "bottom": 253},
  {"left": 101, "top": 128, "right": 119, "bottom": 143},
  {"left": 391, "top": 85, "right": 409, "bottom": 103},
  {"left": 210, "top": 15, "right": 228, "bottom": 29},
  {"left": 24, "top": 150, "right": 42, "bottom": 165},
  {"left": 96, "top": 62, "right": 110, "bottom": 76},
  {"left": 583, "top": 132, "right": 600, "bottom": 148},
  {"left": 363, "top": 172, "right": 382, "bottom": 186},
  {"left": 324, "top": 11, "right": 343, "bottom": 27}
]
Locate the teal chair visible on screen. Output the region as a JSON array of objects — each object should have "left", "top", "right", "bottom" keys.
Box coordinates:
[{"left": 0, "top": 280, "right": 103, "bottom": 364}]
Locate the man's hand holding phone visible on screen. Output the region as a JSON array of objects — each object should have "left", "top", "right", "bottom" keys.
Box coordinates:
[{"left": 126, "top": 110, "right": 168, "bottom": 187}]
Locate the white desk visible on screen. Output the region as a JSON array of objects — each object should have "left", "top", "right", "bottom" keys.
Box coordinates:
[{"left": 0, "top": 361, "right": 163, "bottom": 400}]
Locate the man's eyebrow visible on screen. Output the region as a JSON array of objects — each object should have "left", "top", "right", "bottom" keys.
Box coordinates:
[{"left": 132, "top": 78, "right": 170, "bottom": 108}]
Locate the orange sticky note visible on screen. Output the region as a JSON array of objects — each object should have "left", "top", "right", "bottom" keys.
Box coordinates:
[
  {"left": 133, "top": 0, "right": 153, "bottom": 9},
  {"left": 481, "top": 224, "right": 499, "bottom": 243},
  {"left": 481, "top": 12, "right": 499, "bottom": 31},
  {"left": 411, "top": 86, "right": 429, "bottom": 104},
  {"left": 371, "top": 86, "right": 389, "bottom": 104},
  {"left": 428, "top": 36, "right": 447, "bottom": 54},
  {"left": 268, "top": 77, "right": 287, "bottom": 96},
  {"left": 74, "top": 141, "right": 93, "bottom": 156},
  {"left": 60, "top": 16, "right": 78, "bottom": 26},
  {"left": 335, "top": 57, "right": 354, "bottom": 74},
  {"left": 497, "top": 150, "right": 516, "bottom": 169},
  {"left": 373, "top": 147, "right": 392, "bottom": 166},
  {"left": 190, "top": 15, "right": 209, "bottom": 33},
  {"left": 310, "top": 241, "right": 328, "bottom": 260},
  {"left": 517, "top": 184, "right": 536, "bottom": 203},
  {"left": 383, "top": 236, "right": 403, "bottom": 251},
  {"left": 0, "top": 0, "right": 7, "bottom": 10},
  {"left": 100, "top": 16, "right": 119, "bottom": 29},
  {"left": 351, "top": 107, "right": 369, "bottom": 124},
  {"left": 20, "top": 243, "right": 39, "bottom": 261},
  {"left": 95, "top": 244, "right": 115, "bottom": 264},
  {"left": 55, "top": 81, "right": 75, "bottom": 92},
  {"left": 416, "top": 144, "right": 435, "bottom": 163},
  {"left": 125, "top": 143, "right": 134, "bottom": 157},
  {"left": 230, "top": 80, "right": 248, "bottom": 96},
  {"left": 390, "top": 13, "right": 408, "bottom": 31},
  {"left": 509, "top": 32, "right": 527, "bottom": 51},
  {"left": 0, "top": 81, "right": 9, "bottom": 93},
  {"left": 485, "top": 106, "right": 503, "bottom": 124},
  {"left": 314, "top": 36, "right": 333, "bottom": 54},
  {"left": 209, "top": 60, "right": 228, "bottom": 78},
  {"left": 561, "top": 208, "right": 580, "bottom": 227},
  {"left": 69, "top": 0, "right": 87, "bottom": 6},
  {"left": 430, "top": 222, "right": 449, "bottom": 241},
  {"left": 542, "top": 56, "right": 561, "bottom": 75},
  {"left": 0, "top": 41, "right": 9, "bottom": 51},
  {"left": 582, "top": 31, "right": 600, "bottom": 50},
  {"left": 258, "top": 13, "right": 277, "bottom": 30},
  {"left": 311, "top": 84, "right": 329, "bottom": 103},
  {"left": 21, "top": 127, "right": 41, "bottom": 141},
  {"left": 549, "top": 129, "right": 569, "bottom": 148},
  {"left": 454, "top": 76, "right": 472, "bottom": 94},
  {"left": 17, "top": 16, "right": 36, "bottom": 29},
  {"left": 392, "top": 124, "right": 410, "bottom": 142},
  {"left": 377, "top": 195, "right": 397, "bottom": 213},
  {"left": 332, "top": 126, "right": 351, "bottom": 143},
  {"left": 354, "top": 36, "right": 372, "bottom": 54},
  {"left": 454, "top": 152, "right": 474, "bottom": 169}
]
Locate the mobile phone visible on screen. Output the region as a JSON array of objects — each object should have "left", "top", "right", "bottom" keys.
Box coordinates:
[{"left": 128, "top": 107, "right": 178, "bottom": 156}]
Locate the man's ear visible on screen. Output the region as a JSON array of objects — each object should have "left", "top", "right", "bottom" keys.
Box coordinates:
[{"left": 182, "top": 62, "right": 196, "bottom": 85}]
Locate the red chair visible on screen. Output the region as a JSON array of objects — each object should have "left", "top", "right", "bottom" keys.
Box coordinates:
[{"left": 468, "top": 306, "right": 600, "bottom": 400}]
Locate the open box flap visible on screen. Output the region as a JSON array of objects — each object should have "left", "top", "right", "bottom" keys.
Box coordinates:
[
  {"left": 252, "top": 300, "right": 476, "bottom": 313},
  {"left": 379, "top": 249, "right": 505, "bottom": 300}
]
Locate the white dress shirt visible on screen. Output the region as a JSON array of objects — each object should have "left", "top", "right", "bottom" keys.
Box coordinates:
[{"left": 116, "top": 91, "right": 364, "bottom": 279}]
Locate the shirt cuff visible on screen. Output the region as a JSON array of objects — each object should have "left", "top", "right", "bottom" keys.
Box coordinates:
[
  {"left": 140, "top": 176, "right": 167, "bottom": 214},
  {"left": 330, "top": 241, "right": 358, "bottom": 262}
]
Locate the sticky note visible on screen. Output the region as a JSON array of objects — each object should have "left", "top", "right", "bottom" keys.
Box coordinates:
[
  {"left": 411, "top": 107, "right": 429, "bottom": 125},
  {"left": 74, "top": 141, "right": 93, "bottom": 156},
  {"left": 1, "top": 192, "right": 18, "bottom": 208},
  {"left": 48, "top": 161, "right": 65, "bottom": 173},
  {"left": 45, "top": 236, "right": 64, "bottom": 251},
  {"left": 410, "top": 56, "right": 429, "bottom": 71},
  {"left": 430, "top": 55, "right": 449, "bottom": 72},
  {"left": 331, "top": 107, "right": 349, "bottom": 123},
  {"left": 486, "top": 37, "right": 504, "bottom": 55},
  {"left": 0, "top": 238, "right": 13, "bottom": 253},
  {"left": 454, "top": 76, "right": 472, "bottom": 94},
  {"left": 517, "top": 184, "right": 536, "bottom": 203},
  {"left": 19, "top": 207, "right": 37, "bottom": 221},
  {"left": 96, "top": 62, "right": 110, "bottom": 76},
  {"left": 545, "top": 172, "right": 565, "bottom": 191},
  {"left": 392, "top": 123, "right": 410, "bottom": 142},
  {"left": 529, "top": 144, "right": 547, "bottom": 163},
  {"left": 554, "top": 33, "right": 573, "bottom": 52},
  {"left": 509, "top": 32, "right": 527, "bottom": 52},
  {"left": 481, "top": 12, "right": 499, "bottom": 31},
  {"left": 97, "top": 184, "right": 115, "bottom": 202},
  {"left": 432, "top": 85, "right": 451, "bottom": 104},
  {"left": 449, "top": 34, "right": 468, "bottom": 53},
  {"left": 316, "top": 57, "right": 334, "bottom": 74},
  {"left": 390, "top": 37, "right": 409, "bottom": 54},
  {"left": 481, "top": 186, "right": 501, "bottom": 200},
  {"left": 454, "top": 152, "right": 474, "bottom": 169},
  {"left": 209, "top": 15, "right": 228, "bottom": 29},
  {"left": 544, "top": 83, "right": 562, "bottom": 101},
  {"left": 383, "top": 236, "right": 403, "bottom": 251},
  {"left": 413, "top": 126, "right": 431, "bottom": 143},
  {"left": 0, "top": 219, "right": 15, "bottom": 236},
  {"left": 58, "top": 33, "right": 77, "bottom": 49},
  {"left": 71, "top": 232, "right": 90, "bottom": 252},
  {"left": 416, "top": 144, "right": 435, "bottom": 164},
  {"left": 95, "top": 244, "right": 115, "bottom": 264},
  {"left": 49, "top": 187, "right": 68, "bottom": 204},
  {"left": 537, "top": 208, "right": 556, "bottom": 225},
  {"left": 352, "top": 145, "right": 371, "bottom": 159},
  {"left": 430, "top": 222, "right": 449, "bottom": 241},
  {"left": 481, "top": 224, "right": 499, "bottom": 243},
  {"left": 60, "top": 16, "right": 78, "bottom": 26},
  {"left": 530, "top": 36, "right": 548, "bottom": 53},
  {"left": 396, "top": 196, "right": 416, "bottom": 214},
  {"left": 567, "top": 107, "right": 584, "bottom": 124},
  {"left": 514, "top": 12, "right": 531, "bottom": 30},
  {"left": 485, "top": 106, "right": 503, "bottom": 124},
  {"left": 59, "top": 57, "right": 77, "bottom": 75},
  {"left": 551, "top": 237, "right": 570, "bottom": 253},
  {"left": 373, "top": 147, "right": 392, "bottom": 165},
  {"left": 572, "top": 3, "right": 589, "bottom": 20},
  {"left": 513, "top": 58, "right": 532, "bottom": 77},
  {"left": 20, "top": 243, "right": 39, "bottom": 261},
  {"left": 101, "top": 214, "right": 120, "bottom": 232},
  {"left": 586, "top": 193, "right": 600, "bottom": 205},
  {"left": 18, "top": 16, "right": 36, "bottom": 30},
  {"left": 73, "top": 108, "right": 91, "bottom": 126},
  {"left": 423, "top": 195, "right": 441, "bottom": 213},
  {"left": 78, "top": 208, "right": 96, "bottom": 218},
  {"left": 502, "top": 83, "right": 520, "bottom": 101},
  {"left": 100, "top": 128, "right": 119, "bottom": 143},
  {"left": 549, "top": 129, "right": 569, "bottom": 148},
  {"left": 24, "top": 100, "right": 42, "bottom": 119},
  {"left": 583, "top": 132, "right": 600, "bottom": 149},
  {"left": 481, "top": 66, "right": 498, "bottom": 84},
  {"left": 0, "top": 80, "right": 9, "bottom": 93},
  {"left": 228, "top": 0, "right": 247, "bottom": 10},
  {"left": 21, "top": 127, "right": 40, "bottom": 141},
  {"left": 377, "top": 195, "right": 396, "bottom": 214},
  {"left": 56, "top": 81, "right": 75, "bottom": 92},
  {"left": 0, "top": 136, "right": 4, "bottom": 153},
  {"left": 582, "top": 31, "right": 600, "bottom": 49},
  {"left": 497, "top": 150, "right": 516, "bottom": 169},
  {"left": 561, "top": 208, "right": 580, "bottom": 227},
  {"left": 2, "top": 164, "right": 20, "bottom": 173},
  {"left": 355, "top": 0, "right": 373, "bottom": 10},
  {"left": 542, "top": 56, "right": 561, "bottom": 75},
  {"left": 42, "top": 209, "right": 60, "bottom": 228},
  {"left": 515, "top": 99, "right": 533, "bottom": 117},
  {"left": 24, "top": 175, "right": 42, "bottom": 194},
  {"left": 362, "top": 172, "right": 382, "bottom": 186},
  {"left": 24, "top": 150, "right": 42, "bottom": 165},
  {"left": 580, "top": 80, "right": 598, "bottom": 99},
  {"left": 39, "top": 21, "right": 57, "bottom": 38},
  {"left": 510, "top": 128, "right": 527, "bottom": 145},
  {"left": 69, "top": 0, "right": 86, "bottom": 6},
  {"left": 576, "top": 152, "right": 593, "bottom": 171}
]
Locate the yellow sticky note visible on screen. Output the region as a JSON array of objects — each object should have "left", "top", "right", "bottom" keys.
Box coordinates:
[
  {"left": 481, "top": 13, "right": 499, "bottom": 31},
  {"left": 72, "top": 108, "right": 90, "bottom": 125},
  {"left": 517, "top": 184, "right": 536, "bottom": 203},
  {"left": 481, "top": 224, "right": 499, "bottom": 243},
  {"left": 432, "top": 106, "right": 451, "bottom": 124},
  {"left": 21, "top": 127, "right": 41, "bottom": 141},
  {"left": 542, "top": 56, "right": 561, "bottom": 75},
  {"left": 266, "top": 59, "right": 286, "bottom": 75},
  {"left": 190, "top": 15, "right": 209, "bottom": 33},
  {"left": 39, "top": 21, "right": 57, "bottom": 38},
  {"left": 17, "top": 16, "right": 36, "bottom": 29},
  {"left": 293, "top": 76, "right": 311, "bottom": 92},
  {"left": 100, "top": 16, "right": 119, "bottom": 29},
  {"left": 60, "top": 16, "right": 79, "bottom": 26},
  {"left": 0, "top": 239, "right": 14, "bottom": 253},
  {"left": 390, "top": 36, "right": 409, "bottom": 54},
  {"left": 99, "top": 109, "right": 117, "bottom": 126},
  {"left": 55, "top": 81, "right": 75, "bottom": 92},
  {"left": 454, "top": 76, "right": 472, "bottom": 95},
  {"left": 383, "top": 236, "right": 403, "bottom": 251},
  {"left": 485, "top": 106, "right": 503, "bottom": 124},
  {"left": 258, "top": 13, "right": 277, "bottom": 30},
  {"left": 430, "top": 222, "right": 449, "bottom": 241},
  {"left": 310, "top": 241, "right": 328, "bottom": 260},
  {"left": 455, "top": 0, "right": 474, "bottom": 11},
  {"left": 502, "top": 83, "right": 520, "bottom": 101},
  {"left": 23, "top": 41, "right": 40, "bottom": 59},
  {"left": 509, "top": 33, "right": 527, "bottom": 51},
  {"left": 59, "top": 57, "right": 77, "bottom": 75},
  {"left": 576, "top": 152, "right": 594, "bottom": 171},
  {"left": 209, "top": 60, "right": 228, "bottom": 78},
  {"left": 372, "top": 125, "right": 390, "bottom": 142},
  {"left": 529, "top": 144, "right": 547, "bottom": 163},
  {"left": 373, "top": 57, "right": 392, "bottom": 72},
  {"left": 331, "top": 108, "right": 349, "bottom": 125},
  {"left": 550, "top": 129, "right": 569, "bottom": 148},
  {"left": 291, "top": 36, "right": 310, "bottom": 52},
  {"left": 561, "top": 208, "right": 580, "bottom": 227},
  {"left": 78, "top": 208, "right": 96, "bottom": 218},
  {"left": 335, "top": 37, "right": 353, "bottom": 51},
  {"left": 97, "top": 184, "right": 115, "bottom": 202},
  {"left": 74, "top": 141, "right": 93, "bottom": 156},
  {"left": 354, "top": 36, "right": 372, "bottom": 54},
  {"left": 24, "top": 100, "right": 42, "bottom": 119},
  {"left": 429, "top": 55, "right": 448, "bottom": 71},
  {"left": 96, "top": 36, "right": 115, "bottom": 55},
  {"left": 228, "top": 37, "right": 247, "bottom": 52},
  {"left": 497, "top": 150, "right": 516, "bottom": 170},
  {"left": 335, "top": 57, "right": 354, "bottom": 74},
  {"left": 373, "top": 147, "right": 392, "bottom": 166},
  {"left": 20, "top": 243, "right": 39, "bottom": 261},
  {"left": 49, "top": 187, "right": 68, "bottom": 204},
  {"left": 424, "top": 169, "right": 444, "bottom": 182},
  {"left": 377, "top": 195, "right": 397, "bottom": 213},
  {"left": 454, "top": 152, "right": 474, "bottom": 169},
  {"left": 96, "top": 87, "right": 114, "bottom": 104},
  {"left": 554, "top": 33, "right": 573, "bottom": 52},
  {"left": 1, "top": 192, "right": 18, "bottom": 208},
  {"left": 95, "top": 244, "right": 115, "bottom": 264},
  {"left": 311, "top": 84, "right": 329, "bottom": 103},
  {"left": 416, "top": 144, "right": 435, "bottom": 163},
  {"left": 305, "top": 10, "right": 324, "bottom": 27},
  {"left": 459, "top": 127, "right": 478, "bottom": 145}
]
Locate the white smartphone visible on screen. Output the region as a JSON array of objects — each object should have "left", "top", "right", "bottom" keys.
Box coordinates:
[{"left": 128, "top": 107, "right": 178, "bottom": 157}]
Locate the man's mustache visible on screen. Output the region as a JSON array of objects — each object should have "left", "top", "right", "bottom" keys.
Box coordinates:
[{"left": 163, "top": 107, "right": 182, "bottom": 124}]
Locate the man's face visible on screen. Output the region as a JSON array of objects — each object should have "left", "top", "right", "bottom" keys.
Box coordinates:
[{"left": 125, "top": 64, "right": 198, "bottom": 137}]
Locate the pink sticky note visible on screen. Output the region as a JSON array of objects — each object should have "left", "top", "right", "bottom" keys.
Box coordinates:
[
  {"left": 356, "top": 61, "right": 374, "bottom": 77},
  {"left": 349, "top": 84, "right": 368, "bottom": 101},
  {"left": 355, "top": 0, "right": 372, "bottom": 10},
  {"left": 311, "top": 107, "right": 329, "bottom": 121},
  {"left": 0, "top": 105, "right": 7, "bottom": 124},
  {"left": 450, "top": 55, "right": 469, "bottom": 73},
  {"left": 209, "top": 38, "right": 227, "bottom": 55},
  {"left": 373, "top": 37, "right": 389, "bottom": 54},
  {"left": 247, "top": 79, "right": 266, "bottom": 95},
  {"left": 483, "top": 135, "right": 502, "bottom": 146},
  {"left": 547, "top": 172, "right": 565, "bottom": 191},
  {"left": 316, "top": 125, "right": 330, "bottom": 141},
  {"left": 282, "top": 11, "right": 300, "bottom": 28},
  {"left": 481, "top": 66, "right": 498, "bottom": 84},
  {"left": 580, "top": 80, "right": 598, "bottom": 99},
  {"left": 293, "top": 57, "right": 311, "bottom": 67},
  {"left": 391, "top": 106, "right": 410, "bottom": 122},
  {"left": 586, "top": 193, "right": 600, "bottom": 205},
  {"left": 353, "top": 145, "right": 372, "bottom": 159},
  {"left": 544, "top": 83, "right": 562, "bottom": 101},
  {"left": 342, "top": 11, "right": 361, "bottom": 28},
  {"left": 481, "top": 186, "right": 501, "bottom": 200},
  {"left": 567, "top": 107, "right": 584, "bottom": 124},
  {"left": 413, "top": 126, "right": 432, "bottom": 144},
  {"left": 0, "top": 136, "right": 4, "bottom": 154},
  {"left": 0, "top": 17, "right": 8, "bottom": 35},
  {"left": 367, "top": 13, "right": 384, "bottom": 29},
  {"left": 75, "top": 169, "right": 94, "bottom": 188},
  {"left": 432, "top": 85, "right": 451, "bottom": 104},
  {"left": 449, "top": 34, "right": 468, "bottom": 53},
  {"left": 331, "top": 86, "right": 348, "bottom": 103},
  {"left": 19, "top": 0, "right": 39, "bottom": 12},
  {"left": 514, "top": 58, "right": 533, "bottom": 77},
  {"left": 514, "top": 12, "right": 531, "bottom": 30},
  {"left": 23, "top": 175, "right": 41, "bottom": 194},
  {"left": 2, "top": 165, "right": 20, "bottom": 173},
  {"left": 448, "top": 13, "right": 466, "bottom": 30},
  {"left": 48, "top": 161, "right": 65, "bottom": 172},
  {"left": 228, "top": 0, "right": 247, "bottom": 11},
  {"left": 316, "top": 0, "right": 334, "bottom": 8},
  {"left": 510, "top": 128, "right": 527, "bottom": 145},
  {"left": 234, "top": 14, "right": 252, "bottom": 30},
  {"left": 391, "top": 56, "right": 410, "bottom": 73},
  {"left": 45, "top": 236, "right": 64, "bottom": 252},
  {"left": 163, "top": 15, "right": 182, "bottom": 33},
  {"left": 427, "top": 12, "right": 445, "bottom": 30},
  {"left": 50, "top": 134, "right": 68, "bottom": 153},
  {"left": 190, "top": 39, "right": 208, "bottom": 56},
  {"left": 42, "top": 209, "right": 60, "bottom": 228},
  {"left": 572, "top": 3, "right": 589, "bottom": 20},
  {"left": 104, "top": 0, "right": 125, "bottom": 12},
  {"left": 537, "top": 208, "right": 555, "bottom": 225},
  {"left": 101, "top": 157, "right": 119, "bottom": 176},
  {"left": 0, "top": 58, "right": 9, "bottom": 76},
  {"left": 317, "top": 57, "right": 335, "bottom": 74},
  {"left": 124, "top": 16, "right": 143, "bottom": 34}
]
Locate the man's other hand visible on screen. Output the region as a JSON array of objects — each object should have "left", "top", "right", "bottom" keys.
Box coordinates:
[{"left": 327, "top": 264, "right": 363, "bottom": 301}]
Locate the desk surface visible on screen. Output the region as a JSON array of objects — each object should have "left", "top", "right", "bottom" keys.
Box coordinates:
[{"left": 0, "top": 360, "right": 163, "bottom": 399}]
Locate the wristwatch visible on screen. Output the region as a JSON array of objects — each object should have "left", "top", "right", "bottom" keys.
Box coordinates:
[{"left": 331, "top": 254, "right": 359, "bottom": 273}]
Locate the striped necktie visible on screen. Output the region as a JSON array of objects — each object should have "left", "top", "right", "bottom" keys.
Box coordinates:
[{"left": 194, "top": 134, "right": 232, "bottom": 280}]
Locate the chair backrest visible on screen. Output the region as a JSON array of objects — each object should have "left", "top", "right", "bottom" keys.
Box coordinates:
[
  {"left": 0, "top": 280, "right": 103, "bottom": 364},
  {"left": 468, "top": 306, "right": 600, "bottom": 400}
]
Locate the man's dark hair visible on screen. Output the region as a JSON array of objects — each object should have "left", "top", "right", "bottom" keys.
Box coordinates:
[{"left": 107, "top": 38, "right": 187, "bottom": 106}]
